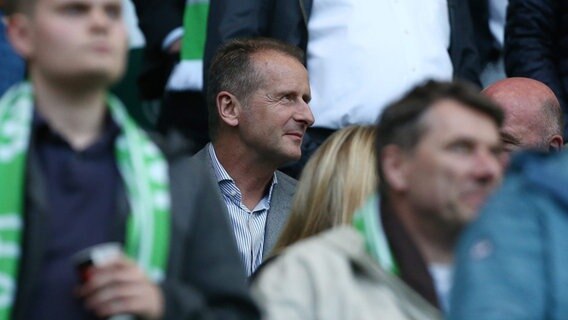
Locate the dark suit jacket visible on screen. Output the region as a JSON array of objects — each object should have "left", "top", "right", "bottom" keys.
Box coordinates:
[
  {"left": 505, "top": 0, "right": 568, "bottom": 136},
  {"left": 469, "top": 0, "right": 502, "bottom": 71},
  {"left": 191, "top": 146, "right": 296, "bottom": 257},
  {"left": 204, "top": 0, "right": 482, "bottom": 87},
  {"left": 14, "top": 138, "right": 260, "bottom": 319}
]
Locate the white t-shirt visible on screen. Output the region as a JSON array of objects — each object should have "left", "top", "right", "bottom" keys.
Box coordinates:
[{"left": 429, "top": 263, "right": 454, "bottom": 312}]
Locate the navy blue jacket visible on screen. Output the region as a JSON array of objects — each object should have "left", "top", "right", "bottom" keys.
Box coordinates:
[{"left": 505, "top": 0, "right": 568, "bottom": 135}]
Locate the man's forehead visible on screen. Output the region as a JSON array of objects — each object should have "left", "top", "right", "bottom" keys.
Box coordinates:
[
  {"left": 253, "top": 51, "right": 307, "bottom": 85},
  {"left": 251, "top": 50, "right": 304, "bottom": 72},
  {"left": 419, "top": 99, "right": 500, "bottom": 143}
]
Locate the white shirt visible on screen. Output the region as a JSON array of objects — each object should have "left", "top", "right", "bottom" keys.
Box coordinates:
[
  {"left": 429, "top": 263, "right": 454, "bottom": 313},
  {"left": 208, "top": 144, "right": 277, "bottom": 276},
  {"left": 307, "top": 0, "right": 453, "bottom": 129}
]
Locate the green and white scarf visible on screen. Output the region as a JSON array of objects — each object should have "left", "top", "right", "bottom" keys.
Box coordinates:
[
  {"left": 181, "top": 0, "right": 209, "bottom": 62},
  {"left": 0, "top": 82, "right": 170, "bottom": 319},
  {"left": 167, "top": 0, "right": 209, "bottom": 91},
  {"left": 352, "top": 194, "right": 399, "bottom": 275}
]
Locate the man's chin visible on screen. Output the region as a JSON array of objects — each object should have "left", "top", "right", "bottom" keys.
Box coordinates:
[
  {"left": 59, "top": 70, "right": 123, "bottom": 88},
  {"left": 457, "top": 205, "right": 482, "bottom": 224},
  {"left": 461, "top": 193, "right": 492, "bottom": 213},
  {"left": 277, "top": 149, "right": 301, "bottom": 166}
]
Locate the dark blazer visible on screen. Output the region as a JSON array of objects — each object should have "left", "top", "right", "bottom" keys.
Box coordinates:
[
  {"left": 14, "top": 140, "right": 260, "bottom": 319},
  {"left": 191, "top": 146, "right": 296, "bottom": 257},
  {"left": 469, "top": 0, "right": 502, "bottom": 71},
  {"left": 204, "top": 0, "right": 482, "bottom": 86},
  {"left": 505, "top": 0, "right": 568, "bottom": 136}
]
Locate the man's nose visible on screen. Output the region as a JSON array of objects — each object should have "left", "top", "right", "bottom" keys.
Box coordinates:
[
  {"left": 473, "top": 149, "right": 503, "bottom": 185},
  {"left": 294, "top": 100, "right": 315, "bottom": 127},
  {"left": 90, "top": 8, "right": 111, "bottom": 31}
]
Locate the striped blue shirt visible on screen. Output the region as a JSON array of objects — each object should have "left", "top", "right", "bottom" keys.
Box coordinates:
[{"left": 208, "top": 144, "right": 278, "bottom": 275}]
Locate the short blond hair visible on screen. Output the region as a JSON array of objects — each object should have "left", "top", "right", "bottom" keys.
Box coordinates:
[{"left": 272, "top": 125, "right": 377, "bottom": 255}]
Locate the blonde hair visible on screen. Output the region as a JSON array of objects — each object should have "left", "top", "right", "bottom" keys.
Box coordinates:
[{"left": 272, "top": 125, "right": 377, "bottom": 255}]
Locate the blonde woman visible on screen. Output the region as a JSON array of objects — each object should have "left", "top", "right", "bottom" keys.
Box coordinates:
[
  {"left": 270, "top": 125, "right": 378, "bottom": 255},
  {"left": 251, "top": 125, "right": 441, "bottom": 320}
]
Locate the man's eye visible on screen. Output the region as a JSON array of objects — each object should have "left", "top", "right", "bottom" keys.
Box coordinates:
[
  {"left": 281, "top": 95, "right": 294, "bottom": 102},
  {"left": 448, "top": 142, "right": 472, "bottom": 154},
  {"left": 105, "top": 5, "right": 122, "bottom": 19},
  {"left": 62, "top": 5, "right": 86, "bottom": 15},
  {"left": 502, "top": 143, "right": 519, "bottom": 153}
]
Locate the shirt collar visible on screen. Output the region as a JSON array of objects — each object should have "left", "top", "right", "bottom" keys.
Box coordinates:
[
  {"left": 32, "top": 108, "right": 121, "bottom": 150},
  {"left": 208, "top": 143, "right": 233, "bottom": 183},
  {"left": 207, "top": 143, "right": 278, "bottom": 211}
]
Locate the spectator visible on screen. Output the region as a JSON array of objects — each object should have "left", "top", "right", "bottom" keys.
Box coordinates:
[
  {"left": 269, "top": 125, "right": 377, "bottom": 256},
  {"left": 505, "top": 0, "right": 568, "bottom": 136},
  {"left": 449, "top": 151, "right": 568, "bottom": 319},
  {"left": 372, "top": 80, "right": 503, "bottom": 311},
  {"left": 251, "top": 81, "right": 504, "bottom": 319},
  {"left": 191, "top": 38, "right": 314, "bottom": 276},
  {"left": 483, "top": 77, "right": 563, "bottom": 154},
  {"left": 205, "top": 0, "right": 481, "bottom": 177},
  {"left": 1, "top": 0, "right": 259, "bottom": 318}
]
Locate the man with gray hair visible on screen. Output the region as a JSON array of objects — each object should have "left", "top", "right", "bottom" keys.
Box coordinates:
[{"left": 191, "top": 37, "right": 314, "bottom": 275}]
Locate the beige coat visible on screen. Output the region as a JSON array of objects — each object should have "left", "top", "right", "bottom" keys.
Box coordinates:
[{"left": 251, "top": 226, "right": 442, "bottom": 320}]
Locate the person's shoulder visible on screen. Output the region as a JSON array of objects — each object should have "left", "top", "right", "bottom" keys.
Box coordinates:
[
  {"left": 257, "top": 227, "right": 364, "bottom": 277},
  {"left": 275, "top": 170, "right": 298, "bottom": 190},
  {"left": 508, "top": 149, "right": 568, "bottom": 173},
  {"left": 503, "top": 150, "right": 568, "bottom": 203},
  {"left": 148, "top": 129, "right": 200, "bottom": 161},
  {"left": 290, "top": 227, "right": 360, "bottom": 251},
  {"left": 163, "top": 143, "right": 219, "bottom": 204}
]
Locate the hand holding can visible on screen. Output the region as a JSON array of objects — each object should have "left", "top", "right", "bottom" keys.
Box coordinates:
[
  {"left": 73, "top": 243, "right": 134, "bottom": 320},
  {"left": 74, "top": 244, "right": 163, "bottom": 320}
]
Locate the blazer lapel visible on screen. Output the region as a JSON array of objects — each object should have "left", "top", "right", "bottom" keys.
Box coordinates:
[
  {"left": 196, "top": 145, "right": 293, "bottom": 259},
  {"left": 262, "top": 172, "right": 294, "bottom": 257}
]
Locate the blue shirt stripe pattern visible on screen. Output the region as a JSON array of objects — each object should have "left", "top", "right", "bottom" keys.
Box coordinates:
[{"left": 208, "top": 144, "right": 277, "bottom": 275}]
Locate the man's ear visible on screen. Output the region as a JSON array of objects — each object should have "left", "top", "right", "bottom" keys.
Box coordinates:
[
  {"left": 380, "top": 145, "right": 411, "bottom": 192},
  {"left": 7, "top": 13, "right": 34, "bottom": 59},
  {"left": 549, "top": 134, "right": 564, "bottom": 152},
  {"left": 216, "top": 91, "right": 241, "bottom": 128}
]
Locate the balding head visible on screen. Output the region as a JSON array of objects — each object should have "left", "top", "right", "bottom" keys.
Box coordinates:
[{"left": 483, "top": 77, "right": 563, "bottom": 153}]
